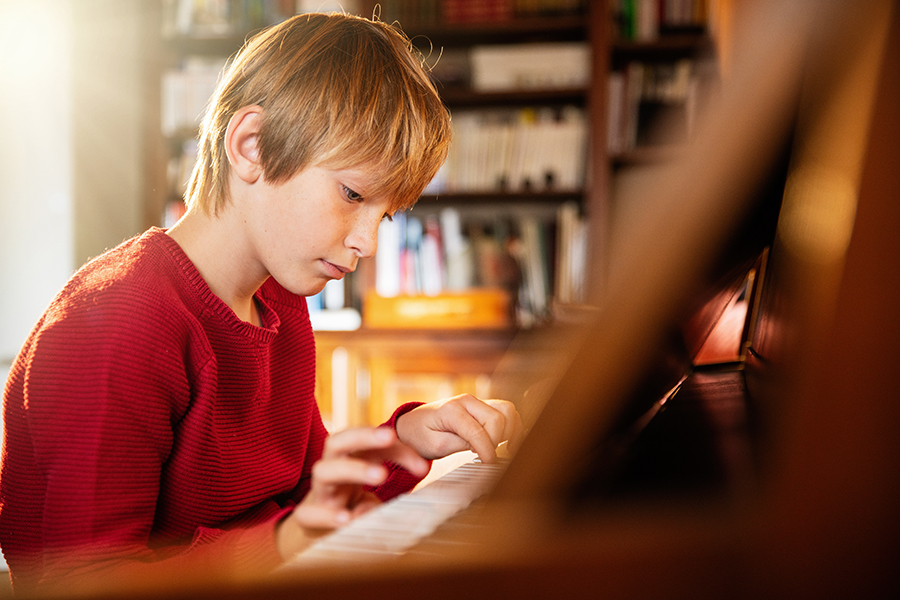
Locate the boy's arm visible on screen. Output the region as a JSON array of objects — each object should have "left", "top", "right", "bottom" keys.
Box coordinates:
[
  {"left": 274, "top": 426, "right": 429, "bottom": 560},
  {"left": 372, "top": 401, "right": 433, "bottom": 500},
  {"left": 286, "top": 402, "right": 432, "bottom": 505}
]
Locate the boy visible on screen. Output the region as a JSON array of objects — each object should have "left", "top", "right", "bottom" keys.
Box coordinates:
[{"left": 0, "top": 12, "right": 523, "bottom": 595}]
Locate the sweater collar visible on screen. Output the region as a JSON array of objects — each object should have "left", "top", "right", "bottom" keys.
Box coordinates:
[{"left": 147, "top": 227, "right": 283, "bottom": 343}]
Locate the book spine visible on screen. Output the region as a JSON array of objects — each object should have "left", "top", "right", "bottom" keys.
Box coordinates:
[{"left": 429, "top": 106, "right": 587, "bottom": 194}]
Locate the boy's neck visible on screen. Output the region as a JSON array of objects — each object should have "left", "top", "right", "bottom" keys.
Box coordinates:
[{"left": 167, "top": 207, "right": 267, "bottom": 326}]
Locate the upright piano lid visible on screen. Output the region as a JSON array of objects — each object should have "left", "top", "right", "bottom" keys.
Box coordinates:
[{"left": 485, "top": 0, "right": 896, "bottom": 535}]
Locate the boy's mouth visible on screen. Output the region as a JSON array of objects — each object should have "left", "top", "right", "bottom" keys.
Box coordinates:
[{"left": 322, "top": 260, "right": 352, "bottom": 278}]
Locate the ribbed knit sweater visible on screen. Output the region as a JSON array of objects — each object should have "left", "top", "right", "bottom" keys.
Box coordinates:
[{"left": 0, "top": 228, "right": 424, "bottom": 594}]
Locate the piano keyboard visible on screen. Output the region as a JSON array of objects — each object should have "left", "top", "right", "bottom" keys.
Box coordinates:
[{"left": 283, "top": 459, "right": 507, "bottom": 569}]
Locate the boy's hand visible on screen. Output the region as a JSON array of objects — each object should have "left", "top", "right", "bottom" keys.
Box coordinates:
[
  {"left": 276, "top": 427, "right": 428, "bottom": 560},
  {"left": 395, "top": 395, "right": 525, "bottom": 464}
]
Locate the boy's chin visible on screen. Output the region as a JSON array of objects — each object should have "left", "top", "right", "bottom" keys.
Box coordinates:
[{"left": 278, "top": 277, "right": 328, "bottom": 299}]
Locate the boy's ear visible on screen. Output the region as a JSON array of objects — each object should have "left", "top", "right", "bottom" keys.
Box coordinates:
[{"left": 225, "top": 105, "right": 264, "bottom": 184}]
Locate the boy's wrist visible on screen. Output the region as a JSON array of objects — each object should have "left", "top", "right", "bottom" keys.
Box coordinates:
[{"left": 275, "top": 512, "right": 316, "bottom": 562}]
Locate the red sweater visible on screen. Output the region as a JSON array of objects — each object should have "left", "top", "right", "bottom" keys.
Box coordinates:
[{"left": 0, "top": 228, "right": 424, "bottom": 594}]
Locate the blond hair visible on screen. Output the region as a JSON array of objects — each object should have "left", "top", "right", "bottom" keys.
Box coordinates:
[{"left": 185, "top": 12, "right": 451, "bottom": 215}]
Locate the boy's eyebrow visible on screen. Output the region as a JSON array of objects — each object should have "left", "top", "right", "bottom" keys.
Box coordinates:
[
  {"left": 336, "top": 168, "right": 378, "bottom": 196},
  {"left": 340, "top": 179, "right": 369, "bottom": 198}
]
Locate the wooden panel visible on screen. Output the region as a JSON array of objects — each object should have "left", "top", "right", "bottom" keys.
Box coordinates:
[{"left": 314, "top": 329, "right": 516, "bottom": 428}]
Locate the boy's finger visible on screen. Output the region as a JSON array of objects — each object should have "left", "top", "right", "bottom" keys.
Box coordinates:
[
  {"left": 436, "top": 401, "right": 498, "bottom": 463},
  {"left": 292, "top": 502, "right": 353, "bottom": 531},
  {"left": 484, "top": 399, "right": 526, "bottom": 454},
  {"left": 319, "top": 429, "right": 430, "bottom": 479},
  {"left": 449, "top": 395, "right": 513, "bottom": 447},
  {"left": 312, "top": 456, "right": 389, "bottom": 487},
  {"left": 357, "top": 439, "right": 430, "bottom": 477},
  {"left": 321, "top": 427, "right": 397, "bottom": 458}
]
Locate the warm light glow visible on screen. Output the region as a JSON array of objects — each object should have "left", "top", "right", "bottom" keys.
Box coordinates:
[{"left": 778, "top": 164, "right": 858, "bottom": 264}]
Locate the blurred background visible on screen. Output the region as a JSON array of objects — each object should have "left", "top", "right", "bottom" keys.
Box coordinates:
[{"left": 1, "top": 0, "right": 725, "bottom": 429}]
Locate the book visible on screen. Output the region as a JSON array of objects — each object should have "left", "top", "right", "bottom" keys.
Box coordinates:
[
  {"left": 442, "top": 0, "right": 513, "bottom": 25},
  {"left": 162, "top": 0, "right": 303, "bottom": 38},
  {"left": 420, "top": 216, "right": 444, "bottom": 296},
  {"left": 440, "top": 207, "right": 475, "bottom": 292},
  {"left": 371, "top": 205, "right": 571, "bottom": 328},
  {"left": 469, "top": 42, "right": 590, "bottom": 92},
  {"left": 306, "top": 280, "right": 362, "bottom": 331},
  {"left": 511, "top": 216, "right": 551, "bottom": 326},
  {"left": 161, "top": 56, "right": 226, "bottom": 135},
  {"left": 613, "top": 0, "right": 709, "bottom": 41},
  {"left": 432, "top": 106, "right": 587, "bottom": 194},
  {"left": 554, "top": 201, "right": 587, "bottom": 305},
  {"left": 608, "top": 59, "right": 698, "bottom": 155},
  {"left": 376, "top": 217, "right": 402, "bottom": 298}
]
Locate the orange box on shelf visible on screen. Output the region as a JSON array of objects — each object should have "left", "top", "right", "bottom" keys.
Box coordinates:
[{"left": 363, "top": 289, "right": 513, "bottom": 330}]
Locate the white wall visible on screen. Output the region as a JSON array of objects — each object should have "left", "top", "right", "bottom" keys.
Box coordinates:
[
  {"left": 0, "top": 0, "right": 76, "bottom": 364},
  {"left": 71, "top": 0, "right": 145, "bottom": 267},
  {"left": 0, "top": 0, "right": 146, "bottom": 365}
]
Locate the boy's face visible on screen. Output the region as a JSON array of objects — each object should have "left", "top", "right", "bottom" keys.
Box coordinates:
[{"left": 244, "top": 163, "right": 394, "bottom": 297}]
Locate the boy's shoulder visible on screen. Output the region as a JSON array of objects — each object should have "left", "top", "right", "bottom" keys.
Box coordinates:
[
  {"left": 40, "top": 228, "right": 310, "bottom": 342},
  {"left": 45, "top": 228, "right": 198, "bottom": 330},
  {"left": 14, "top": 229, "right": 210, "bottom": 419}
]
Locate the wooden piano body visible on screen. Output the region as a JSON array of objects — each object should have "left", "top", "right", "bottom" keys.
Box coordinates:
[{"left": 268, "top": 1, "right": 899, "bottom": 597}]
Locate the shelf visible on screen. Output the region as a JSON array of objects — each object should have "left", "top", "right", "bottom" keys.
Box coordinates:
[
  {"left": 315, "top": 327, "right": 518, "bottom": 342},
  {"left": 313, "top": 325, "right": 518, "bottom": 426},
  {"left": 437, "top": 86, "right": 587, "bottom": 107},
  {"left": 418, "top": 190, "right": 583, "bottom": 205},
  {"left": 162, "top": 15, "right": 589, "bottom": 56},
  {"left": 611, "top": 32, "right": 714, "bottom": 62},
  {"left": 404, "top": 15, "right": 588, "bottom": 47}
]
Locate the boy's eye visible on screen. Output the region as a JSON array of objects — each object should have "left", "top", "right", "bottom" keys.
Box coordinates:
[{"left": 342, "top": 185, "right": 363, "bottom": 202}]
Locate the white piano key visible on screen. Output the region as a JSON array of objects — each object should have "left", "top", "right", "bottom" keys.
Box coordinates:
[{"left": 282, "top": 457, "right": 507, "bottom": 570}]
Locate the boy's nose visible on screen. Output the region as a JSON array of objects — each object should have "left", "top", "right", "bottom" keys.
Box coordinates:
[{"left": 347, "top": 214, "right": 380, "bottom": 258}]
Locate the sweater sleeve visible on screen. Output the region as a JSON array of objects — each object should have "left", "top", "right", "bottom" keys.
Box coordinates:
[
  {"left": 372, "top": 402, "right": 432, "bottom": 501},
  {"left": 280, "top": 402, "right": 431, "bottom": 506}
]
